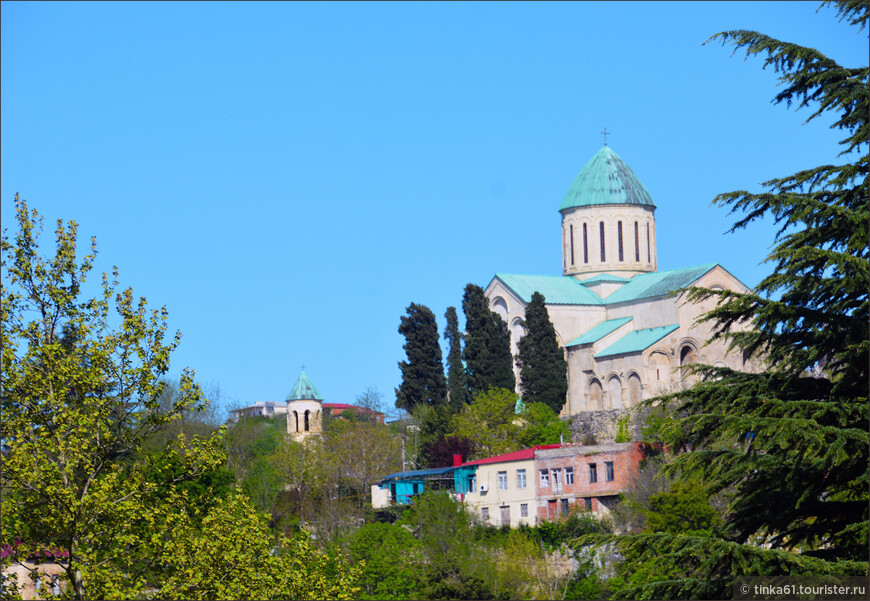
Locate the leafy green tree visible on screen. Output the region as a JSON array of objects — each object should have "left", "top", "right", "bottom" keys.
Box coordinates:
[
  {"left": 444, "top": 306, "right": 470, "bottom": 411},
  {"left": 153, "top": 493, "right": 362, "bottom": 600},
  {"left": 516, "top": 402, "right": 572, "bottom": 448},
  {"left": 339, "top": 522, "right": 426, "bottom": 600},
  {"left": 0, "top": 197, "right": 228, "bottom": 599},
  {"left": 461, "top": 284, "right": 514, "bottom": 396},
  {"left": 448, "top": 388, "right": 522, "bottom": 459},
  {"left": 582, "top": 4, "right": 869, "bottom": 597},
  {"left": 0, "top": 199, "right": 361, "bottom": 600},
  {"left": 516, "top": 292, "right": 568, "bottom": 414},
  {"left": 396, "top": 303, "right": 447, "bottom": 412}
]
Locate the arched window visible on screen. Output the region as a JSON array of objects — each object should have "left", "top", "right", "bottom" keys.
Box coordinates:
[
  {"left": 680, "top": 345, "right": 698, "bottom": 366},
  {"left": 599, "top": 222, "right": 606, "bottom": 262},
  {"left": 304, "top": 410, "right": 310, "bottom": 432},
  {"left": 617, "top": 221, "right": 624, "bottom": 262},
  {"left": 647, "top": 223, "right": 651, "bottom": 263},
  {"left": 569, "top": 224, "right": 575, "bottom": 266},
  {"left": 634, "top": 221, "right": 640, "bottom": 262},
  {"left": 589, "top": 379, "right": 603, "bottom": 410},
  {"left": 293, "top": 411, "right": 299, "bottom": 432},
  {"left": 608, "top": 376, "right": 623, "bottom": 409},
  {"left": 628, "top": 374, "right": 642, "bottom": 405},
  {"left": 650, "top": 352, "right": 671, "bottom": 392},
  {"left": 583, "top": 223, "right": 589, "bottom": 263}
]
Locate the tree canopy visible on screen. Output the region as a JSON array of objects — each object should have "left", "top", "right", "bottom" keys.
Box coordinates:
[
  {"left": 582, "top": 3, "right": 869, "bottom": 597},
  {"left": 395, "top": 302, "right": 447, "bottom": 412},
  {"left": 461, "top": 284, "right": 515, "bottom": 397},
  {"left": 443, "top": 306, "right": 470, "bottom": 411},
  {"left": 0, "top": 197, "right": 361, "bottom": 599},
  {"left": 516, "top": 292, "right": 568, "bottom": 414}
]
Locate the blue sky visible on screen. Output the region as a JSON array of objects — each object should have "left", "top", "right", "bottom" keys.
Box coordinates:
[{"left": 2, "top": 1, "right": 866, "bottom": 417}]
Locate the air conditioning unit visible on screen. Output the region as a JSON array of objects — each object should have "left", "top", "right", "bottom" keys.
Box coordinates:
[{"left": 479, "top": 483, "right": 489, "bottom": 492}]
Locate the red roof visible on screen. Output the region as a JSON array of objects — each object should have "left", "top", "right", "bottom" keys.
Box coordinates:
[
  {"left": 322, "top": 403, "right": 380, "bottom": 414},
  {"left": 462, "top": 444, "right": 562, "bottom": 466}
]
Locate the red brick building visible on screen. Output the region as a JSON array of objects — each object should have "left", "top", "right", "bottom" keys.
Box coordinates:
[{"left": 534, "top": 442, "right": 643, "bottom": 521}]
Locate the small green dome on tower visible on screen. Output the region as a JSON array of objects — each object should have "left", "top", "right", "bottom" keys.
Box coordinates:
[
  {"left": 285, "top": 370, "right": 323, "bottom": 402},
  {"left": 559, "top": 146, "right": 656, "bottom": 211}
]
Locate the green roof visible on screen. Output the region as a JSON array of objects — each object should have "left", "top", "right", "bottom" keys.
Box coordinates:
[
  {"left": 494, "top": 273, "right": 604, "bottom": 305},
  {"left": 285, "top": 370, "right": 323, "bottom": 402},
  {"left": 580, "top": 273, "right": 630, "bottom": 285},
  {"left": 566, "top": 317, "right": 633, "bottom": 347},
  {"left": 595, "top": 324, "right": 679, "bottom": 358},
  {"left": 559, "top": 146, "right": 656, "bottom": 211},
  {"left": 604, "top": 264, "right": 717, "bottom": 304}
]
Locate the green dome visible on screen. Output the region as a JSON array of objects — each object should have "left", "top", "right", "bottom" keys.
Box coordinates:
[
  {"left": 559, "top": 146, "right": 656, "bottom": 211},
  {"left": 285, "top": 370, "right": 323, "bottom": 402}
]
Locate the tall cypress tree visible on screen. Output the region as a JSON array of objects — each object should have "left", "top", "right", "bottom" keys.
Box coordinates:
[
  {"left": 461, "top": 284, "right": 515, "bottom": 397},
  {"left": 516, "top": 292, "right": 568, "bottom": 414},
  {"left": 443, "top": 306, "right": 470, "bottom": 411},
  {"left": 396, "top": 303, "right": 447, "bottom": 413},
  {"left": 587, "top": 4, "right": 869, "bottom": 597}
]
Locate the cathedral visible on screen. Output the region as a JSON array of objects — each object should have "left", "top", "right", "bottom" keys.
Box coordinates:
[{"left": 484, "top": 145, "right": 756, "bottom": 424}]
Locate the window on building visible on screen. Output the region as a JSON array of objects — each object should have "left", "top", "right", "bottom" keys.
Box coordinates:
[
  {"left": 481, "top": 507, "right": 489, "bottom": 521},
  {"left": 565, "top": 467, "right": 574, "bottom": 485},
  {"left": 599, "top": 221, "right": 606, "bottom": 262},
  {"left": 617, "top": 221, "right": 624, "bottom": 261},
  {"left": 561, "top": 498, "right": 569, "bottom": 516},
  {"left": 605, "top": 461, "right": 614, "bottom": 482},
  {"left": 584, "top": 497, "right": 593, "bottom": 511},
  {"left": 498, "top": 471, "right": 508, "bottom": 490},
  {"left": 520, "top": 503, "right": 528, "bottom": 518},
  {"left": 468, "top": 474, "right": 476, "bottom": 493},
  {"left": 551, "top": 468, "right": 562, "bottom": 486},
  {"left": 569, "top": 224, "right": 575, "bottom": 266},
  {"left": 583, "top": 223, "right": 589, "bottom": 263},
  {"left": 517, "top": 469, "right": 527, "bottom": 489},
  {"left": 540, "top": 469, "right": 550, "bottom": 487},
  {"left": 647, "top": 223, "right": 651, "bottom": 263},
  {"left": 304, "top": 410, "right": 310, "bottom": 432},
  {"left": 634, "top": 221, "right": 640, "bottom": 261},
  {"left": 589, "top": 463, "right": 598, "bottom": 483}
]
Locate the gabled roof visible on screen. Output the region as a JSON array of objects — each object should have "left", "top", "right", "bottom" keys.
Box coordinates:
[
  {"left": 285, "top": 370, "right": 324, "bottom": 402},
  {"left": 603, "top": 264, "right": 717, "bottom": 304},
  {"left": 566, "top": 317, "right": 633, "bottom": 347},
  {"left": 559, "top": 146, "right": 656, "bottom": 211},
  {"left": 594, "top": 324, "right": 679, "bottom": 358},
  {"left": 493, "top": 274, "right": 604, "bottom": 305},
  {"left": 462, "top": 444, "right": 562, "bottom": 466}
]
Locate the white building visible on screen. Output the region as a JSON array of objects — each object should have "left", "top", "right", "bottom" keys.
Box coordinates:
[{"left": 485, "top": 145, "right": 758, "bottom": 434}]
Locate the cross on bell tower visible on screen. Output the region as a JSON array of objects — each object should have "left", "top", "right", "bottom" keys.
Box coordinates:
[{"left": 601, "top": 127, "right": 610, "bottom": 146}]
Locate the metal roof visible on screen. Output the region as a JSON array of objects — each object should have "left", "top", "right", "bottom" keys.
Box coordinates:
[
  {"left": 566, "top": 317, "right": 633, "bottom": 347},
  {"left": 462, "top": 444, "right": 562, "bottom": 466},
  {"left": 285, "top": 370, "right": 324, "bottom": 402},
  {"left": 493, "top": 273, "right": 604, "bottom": 305},
  {"left": 594, "top": 324, "right": 679, "bottom": 358},
  {"left": 580, "top": 273, "right": 630, "bottom": 285},
  {"left": 378, "top": 466, "right": 458, "bottom": 483},
  {"left": 559, "top": 146, "right": 656, "bottom": 211},
  {"left": 604, "top": 264, "right": 717, "bottom": 304}
]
